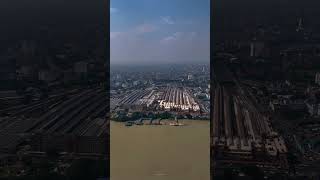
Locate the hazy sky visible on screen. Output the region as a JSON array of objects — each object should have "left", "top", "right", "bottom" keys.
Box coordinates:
[{"left": 110, "top": 0, "right": 210, "bottom": 65}]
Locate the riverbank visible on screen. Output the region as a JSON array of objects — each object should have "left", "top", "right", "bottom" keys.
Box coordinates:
[{"left": 111, "top": 118, "right": 209, "bottom": 126}]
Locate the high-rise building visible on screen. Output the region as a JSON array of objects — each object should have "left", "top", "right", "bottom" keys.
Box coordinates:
[
  {"left": 250, "top": 39, "right": 265, "bottom": 57},
  {"left": 296, "top": 14, "right": 305, "bottom": 32},
  {"left": 315, "top": 72, "right": 320, "bottom": 85}
]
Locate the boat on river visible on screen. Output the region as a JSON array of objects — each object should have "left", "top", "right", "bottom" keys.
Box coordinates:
[
  {"left": 125, "top": 121, "right": 133, "bottom": 126},
  {"left": 169, "top": 117, "right": 184, "bottom": 126}
]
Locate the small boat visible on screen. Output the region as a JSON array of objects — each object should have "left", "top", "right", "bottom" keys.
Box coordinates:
[
  {"left": 169, "top": 117, "right": 184, "bottom": 126},
  {"left": 152, "top": 171, "right": 168, "bottom": 176},
  {"left": 125, "top": 121, "right": 133, "bottom": 126},
  {"left": 169, "top": 122, "right": 184, "bottom": 126},
  {"left": 135, "top": 121, "right": 143, "bottom": 125}
]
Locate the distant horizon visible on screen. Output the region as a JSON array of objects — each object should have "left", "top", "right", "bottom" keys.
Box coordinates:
[
  {"left": 111, "top": 0, "right": 210, "bottom": 65},
  {"left": 110, "top": 60, "right": 210, "bottom": 66},
  {"left": 110, "top": 61, "right": 210, "bottom": 68}
]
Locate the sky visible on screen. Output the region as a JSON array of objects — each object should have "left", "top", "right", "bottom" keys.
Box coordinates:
[{"left": 110, "top": 0, "right": 210, "bottom": 65}]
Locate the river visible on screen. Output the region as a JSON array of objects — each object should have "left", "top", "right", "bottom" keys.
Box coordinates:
[{"left": 110, "top": 120, "right": 210, "bottom": 180}]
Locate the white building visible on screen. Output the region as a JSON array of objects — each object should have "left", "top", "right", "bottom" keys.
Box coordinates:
[{"left": 133, "top": 81, "right": 140, "bottom": 86}]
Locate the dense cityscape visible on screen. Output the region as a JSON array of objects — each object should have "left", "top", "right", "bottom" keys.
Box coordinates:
[
  {"left": 211, "top": 14, "right": 320, "bottom": 179},
  {"left": 110, "top": 64, "right": 210, "bottom": 125},
  {"left": 0, "top": 21, "right": 108, "bottom": 179},
  {"left": 1, "top": 0, "right": 320, "bottom": 179}
]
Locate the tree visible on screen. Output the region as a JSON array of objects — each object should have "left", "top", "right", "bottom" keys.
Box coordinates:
[
  {"left": 131, "top": 112, "right": 143, "bottom": 120},
  {"left": 147, "top": 112, "right": 156, "bottom": 119},
  {"left": 160, "top": 112, "right": 172, "bottom": 119}
]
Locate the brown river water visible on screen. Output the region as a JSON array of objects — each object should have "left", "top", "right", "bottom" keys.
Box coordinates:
[{"left": 110, "top": 120, "right": 210, "bottom": 180}]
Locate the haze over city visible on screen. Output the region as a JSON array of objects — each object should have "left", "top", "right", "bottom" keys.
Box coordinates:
[{"left": 110, "top": 0, "right": 210, "bottom": 65}]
